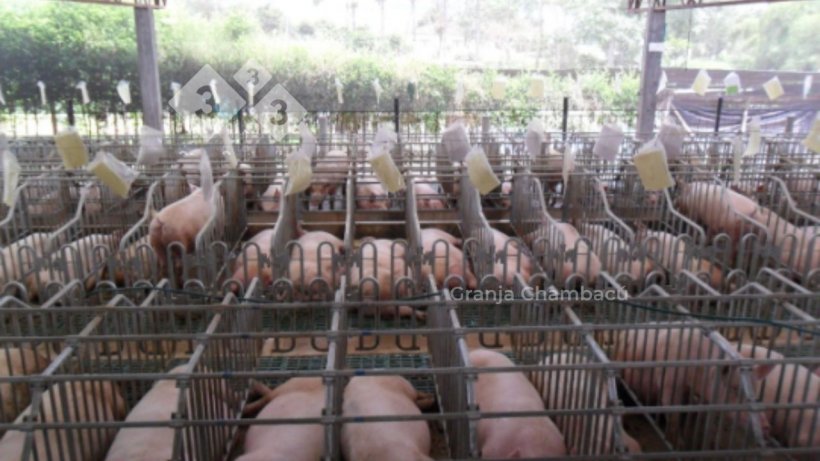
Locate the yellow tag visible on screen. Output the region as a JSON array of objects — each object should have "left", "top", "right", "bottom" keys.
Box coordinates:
[
  {"left": 2, "top": 151, "right": 20, "bottom": 206},
  {"left": 55, "top": 129, "right": 89, "bottom": 169},
  {"left": 633, "top": 139, "right": 675, "bottom": 191},
  {"left": 529, "top": 77, "right": 545, "bottom": 99},
  {"left": 88, "top": 152, "right": 137, "bottom": 198},
  {"left": 370, "top": 152, "right": 405, "bottom": 193},
  {"left": 465, "top": 147, "right": 501, "bottom": 195},
  {"left": 763, "top": 76, "right": 784, "bottom": 101},
  {"left": 803, "top": 117, "right": 820, "bottom": 153},
  {"left": 692, "top": 70, "right": 711, "bottom": 96},
  {"left": 285, "top": 155, "right": 312, "bottom": 196},
  {"left": 491, "top": 79, "right": 506, "bottom": 100}
]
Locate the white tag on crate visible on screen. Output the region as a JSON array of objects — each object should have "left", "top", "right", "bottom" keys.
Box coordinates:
[
  {"left": 368, "top": 126, "right": 405, "bottom": 193},
  {"left": 724, "top": 72, "right": 741, "bottom": 96},
  {"left": 803, "top": 75, "right": 813, "bottom": 99},
  {"left": 803, "top": 116, "right": 820, "bottom": 153},
  {"left": 441, "top": 122, "right": 471, "bottom": 162},
  {"left": 76, "top": 81, "right": 90, "bottom": 105},
  {"left": 529, "top": 77, "right": 545, "bottom": 99},
  {"left": 691, "top": 69, "right": 711, "bottom": 96},
  {"left": 37, "top": 81, "right": 47, "bottom": 106},
  {"left": 221, "top": 126, "right": 238, "bottom": 169},
  {"left": 285, "top": 124, "right": 316, "bottom": 196},
  {"left": 763, "top": 76, "right": 784, "bottom": 100},
  {"left": 117, "top": 80, "right": 131, "bottom": 105},
  {"left": 732, "top": 135, "right": 743, "bottom": 184},
  {"left": 373, "top": 78, "right": 383, "bottom": 105},
  {"left": 171, "top": 82, "right": 182, "bottom": 109},
  {"left": 648, "top": 42, "right": 665, "bottom": 53},
  {"left": 491, "top": 78, "right": 506, "bottom": 100},
  {"left": 136, "top": 125, "right": 164, "bottom": 167},
  {"left": 743, "top": 117, "right": 761, "bottom": 157},
  {"left": 657, "top": 70, "right": 668, "bottom": 94},
  {"left": 335, "top": 77, "right": 344, "bottom": 105},
  {"left": 2, "top": 151, "right": 20, "bottom": 207},
  {"left": 0, "top": 83, "right": 6, "bottom": 105},
  {"left": 658, "top": 120, "right": 686, "bottom": 160},
  {"left": 87, "top": 151, "right": 138, "bottom": 199},
  {"left": 593, "top": 123, "right": 624, "bottom": 161},
  {"left": 633, "top": 137, "right": 674, "bottom": 191},
  {"left": 454, "top": 79, "right": 465, "bottom": 107},
  {"left": 465, "top": 146, "right": 501, "bottom": 195},
  {"left": 55, "top": 129, "right": 89, "bottom": 169},
  {"left": 200, "top": 151, "right": 214, "bottom": 202},
  {"left": 525, "top": 119, "right": 545, "bottom": 158}
]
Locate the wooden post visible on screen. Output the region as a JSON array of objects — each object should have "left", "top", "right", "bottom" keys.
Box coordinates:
[
  {"left": 637, "top": 9, "right": 665, "bottom": 140},
  {"left": 134, "top": 7, "right": 163, "bottom": 132}
]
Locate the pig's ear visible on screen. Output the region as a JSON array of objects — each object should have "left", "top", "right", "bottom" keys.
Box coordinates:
[
  {"left": 753, "top": 363, "right": 775, "bottom": 380},
  {"left": 242, "top": 380, "right": 274, "bottom": 417}
]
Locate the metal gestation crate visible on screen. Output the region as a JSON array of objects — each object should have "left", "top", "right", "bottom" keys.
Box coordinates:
[
  {"left": 0, "top": 124, "right": 816, "bottom": 460},
  {"left": 0, "top": 290, "right": 260, "bottom": 461}
]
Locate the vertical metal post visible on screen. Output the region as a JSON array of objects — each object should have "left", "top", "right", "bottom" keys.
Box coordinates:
[
  {"left": 714, "top": 97, "right": 723, "bottom": 134},
  {"left": 67, "top": 99, "right": 75, "bottom": 127},
  {"left": 134, "top": 7, "right": 163, "bottom": 132},
  {"left": 237, "top": 109, "right": 245, "bottom": 146},
  {"left": 636, "top": 9, "right": 666, "bottom": 140},
  {"left": 561, "top": 97, "right": 569, "bottom": 141},
  {"left": 393, "top": 97, "right": 400, "bottom": 137},
  {"left": 318, "top": 114, "right": 329, "bottom": 156},
  {"left": 784, "top": 116, "right": 795, "bottom": 135}
]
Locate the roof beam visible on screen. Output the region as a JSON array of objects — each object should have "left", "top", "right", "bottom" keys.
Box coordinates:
[
  {"left": 628, "top": 0, "right": 799, "bottom": 12},
  {"left": 59, "top": 0, "right": 166, "bottom": 9}
]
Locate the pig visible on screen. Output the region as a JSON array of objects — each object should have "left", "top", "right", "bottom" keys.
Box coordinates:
[
  {"left": 349, "top": 239, "right": 422, "bottom": 319},
  {"left": 105, "top": 366, "right": 232, "bottom": 461},
  {"left": 148, "top": 187, "right": 213, "bottom": 276},
  {"left": 420, "top": 228, "right": 478, "bottom": 289},
  {"left": 0, "top": 380, "right": 126, "bottom": 461},
  {"left": 109, "top": 235, "right": 155, "bottom": 286},
  {"left": 288, "top": 231, "right": 344, "bottom": 294},
  {"left": 675, "top": 181, "right": 760, "bottom": 242},
  {"left": 540, "top": 353, "right": 642, "bottom": 455},
  {"left": 414, "top": 182, "right": 447, "bottom": 210},
  {"left": 104, "top": 366, "right": 187, "bottom": 461},
  {"left": 0, "top": 347, "right": 49, "bottom": 424},
  {"left": 532, "top": 147, "right": 565, "bottom": 194},
  {"left": 469, "top": 349, "right": 567, "bottom": 458},
  {"left": 357, "top": 181, "right": 390, "bottom": 210},
  {"left": 309, "top": 149, "right": 349, "bottom": 208},
  {"left": 638, "top": 229, "right": 724, "bottom": 290},
  {"left": 490, "top": 228, "right": 534, "bottom": 288},
  {"left": 341, "top": 376, "right": 433, "bottom": 461},
  {"left": 237, "top": 378, "right": 325, "bottom": 461},
  {"left": 0, "top": 232, "right": 52, "bottom": 286},
  {"left": 238, "top": 163, "right": 257, "bottom": 200},
  {"left": 498, "top": 181, "right": 513, "bottom": 209},
  {"left": 734, "top": 343, "right": 819, "bottom": 450},
  {"left": 553, "top": 223, "right": 602, "bottom": 286},
  {"left": 231, "top": 228, "right": 275, "bottom": 288},
  {"left": 260, "top": 182, "right": 284, "bottom": 213},
  {"left": 614, "top": 324, "right": 773, "bottom": 437},
  {"left": 580, "top": 223, "right": 654, "bottom": 283},
  {"left": 25, "top": 233, "right": 118, "bottom": 300},
  {"left": 750, "top": 208, "right": 819, "bottom": 275}
]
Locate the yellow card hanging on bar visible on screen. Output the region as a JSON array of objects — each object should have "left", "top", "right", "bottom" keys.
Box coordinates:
[
  {"left": 633, "top": 138, "right": 675, "bottom": 191},
  {"left": 465, "top": 146, "right": 501, "bottom": 195},
  {"left": 55, "top": 129, "right": 89, "bottom": 169},
  {"left": 763, "top": 76, "right": 784, "bottom": 100},
  {"left": 803, "top": 116, "right": 820, "bottom": 153},
  {"left": 691, "top": 70, "right": 711, "bottom": 96},
  {"left": 87, "top": 151, "right": 138, "bottom": 199}
]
